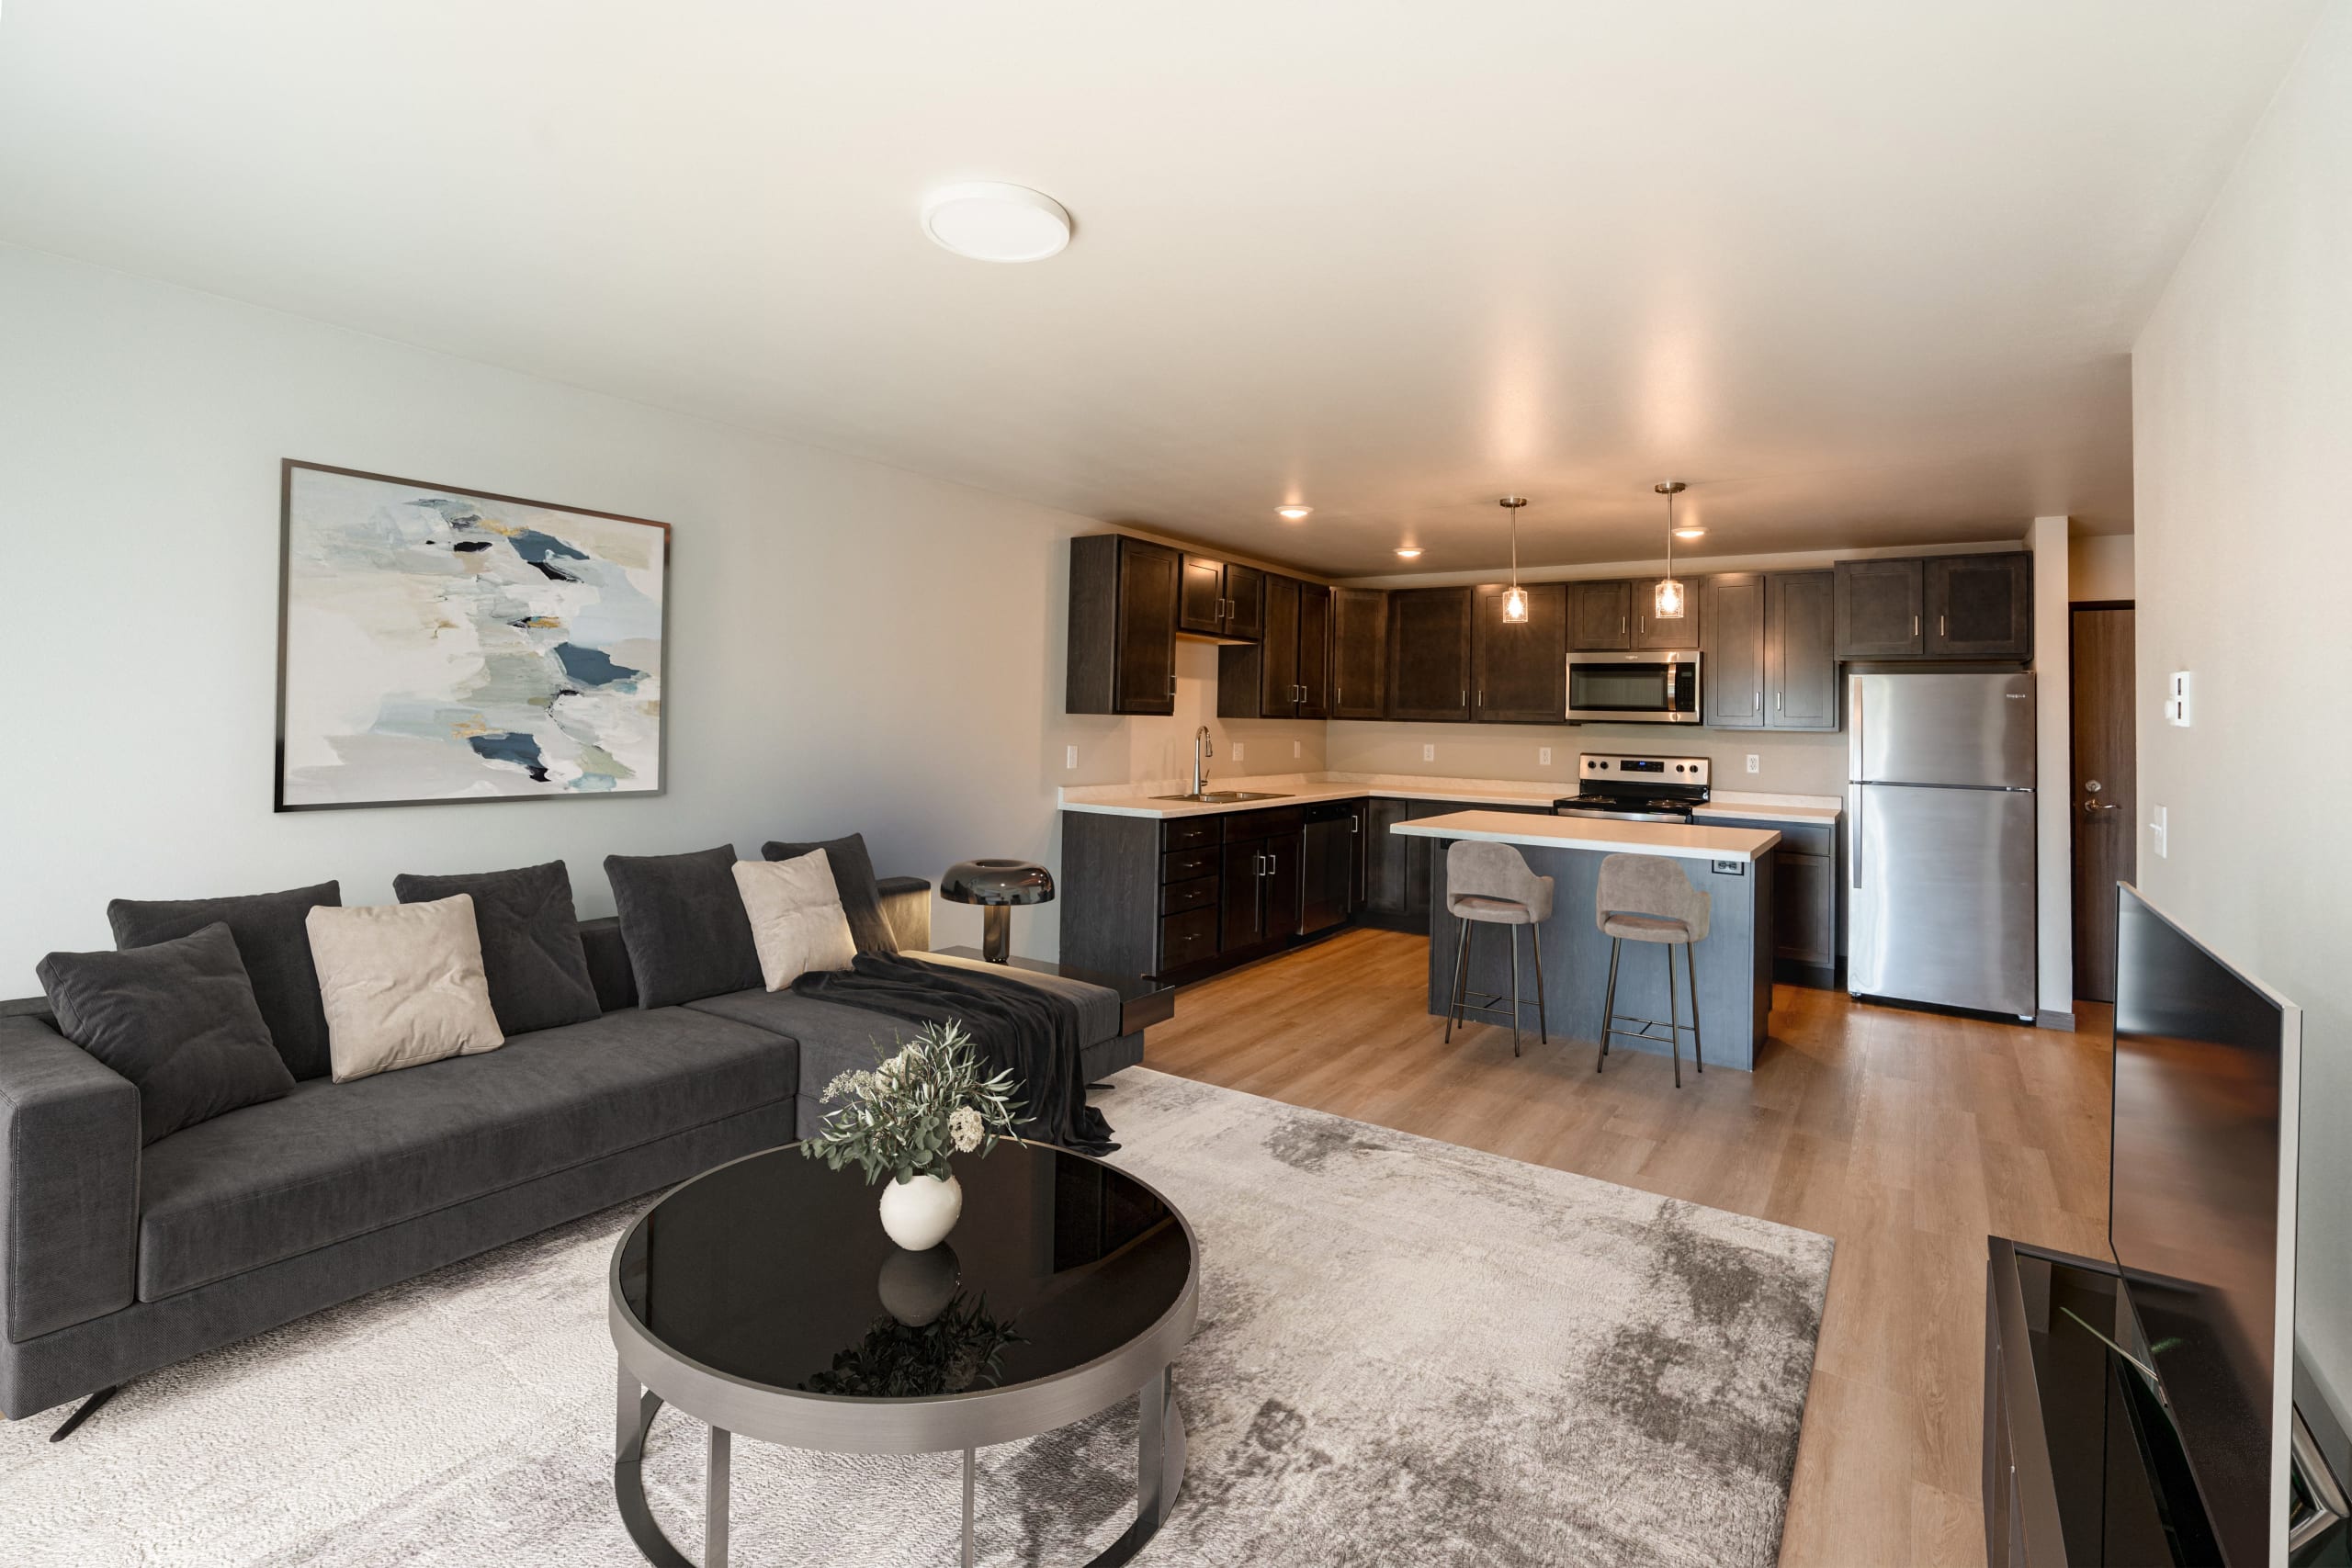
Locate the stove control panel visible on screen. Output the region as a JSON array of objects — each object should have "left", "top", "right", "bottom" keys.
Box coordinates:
[{"left": 1578, "top": 753, "right": 1710, "bottom": 785}]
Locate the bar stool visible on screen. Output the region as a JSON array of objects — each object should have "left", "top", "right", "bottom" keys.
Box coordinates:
[
  {"left": 1594, "top": 853, "right": 1709, "bottom": 1088},
  {"left": 1442, "top": 840, "right": 1555, "bottom": 1056}
]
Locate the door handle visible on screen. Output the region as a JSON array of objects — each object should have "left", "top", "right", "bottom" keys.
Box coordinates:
[
  {"left": 1913, "top": 614, "right": 1920, "bottom": 638},
  {"left": 1939, "top": 615, "right": 1947, "bottom": 637},
  {"left": 2083, "top": 800, "right": 2120, "bottom": 814}
]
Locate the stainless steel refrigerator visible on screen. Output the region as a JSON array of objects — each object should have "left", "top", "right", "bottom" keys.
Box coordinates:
[{"left": 1847, "top": 671, "right": 2038, "bottom": 1020}]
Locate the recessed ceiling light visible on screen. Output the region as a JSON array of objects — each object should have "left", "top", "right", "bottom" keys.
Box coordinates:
[
  {"left": 1395, "top": 546, "right": 1424, "bottom": 559},
  {"left": 922, "top": 183, "right": 1071, "bottom": 263},
  {"left": 1276, "top": 505, "right": 1313, "bottom": 521},
  {"left": 1674, "top": 526, "right": 1707, "bottom": 540}
]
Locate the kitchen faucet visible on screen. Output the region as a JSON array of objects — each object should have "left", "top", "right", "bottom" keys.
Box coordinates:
[{"left": 1192, "top": 726, "right": 1213, "bottom": 795}]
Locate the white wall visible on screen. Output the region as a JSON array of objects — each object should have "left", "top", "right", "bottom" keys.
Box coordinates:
[
  {"left": 2133, "top": 1, "right": 2352, "bottom": 1410},
  {"left": 2068, "top": 533, "right": 2136, "bottom": 602},
  {"left": 1324, "top": 722, "right": 1849, "bottom": 797},
  {"left": 2029, "top": 515, "right": 2075, "bottom": 1021},
  {"left": 0, "top": 243, "right": 1182, "bottom": 984}
]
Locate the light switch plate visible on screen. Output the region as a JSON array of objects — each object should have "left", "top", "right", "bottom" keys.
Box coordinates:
[
  {"left": 2165, "top": 671, "right": 2192, "bottom": 727},
  {"left": 1293, "top": 740, "right": 1301, "bottom": 759},
  {"left": 2150, "top": 804, "right": 2168, "bottom": 859},
  {"left": 1065, "top": 745, "right": 1078, "bottom": 769}
]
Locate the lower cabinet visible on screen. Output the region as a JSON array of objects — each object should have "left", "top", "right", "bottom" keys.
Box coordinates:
[
  {"left": 1706, "top": 816, "right": 1839, "bottom": 987},
  {"left": 1363, "top": 798, "right": 1553, "bottom": 934}
]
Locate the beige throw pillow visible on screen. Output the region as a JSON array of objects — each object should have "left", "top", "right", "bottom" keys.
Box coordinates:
[
  {"left": 306, "top": 895, "right": 506, "bottom": 1082},
  {"left": 734, "top": 852, "right": 858, "bottom": 992}
]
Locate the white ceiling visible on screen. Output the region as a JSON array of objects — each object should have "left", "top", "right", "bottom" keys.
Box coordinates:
[{"left": 0, "top": 2, "right": 2321, "bottom": 576}]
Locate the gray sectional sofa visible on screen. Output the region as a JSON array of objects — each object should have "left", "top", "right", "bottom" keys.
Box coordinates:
[{"left": 0, "top": 874, "right": 1141, "bottom": 1423}]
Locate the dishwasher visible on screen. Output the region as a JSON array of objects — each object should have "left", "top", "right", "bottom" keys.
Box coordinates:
[{"left": 1299, "top": 802, "right": 1360, "bottom": 934}]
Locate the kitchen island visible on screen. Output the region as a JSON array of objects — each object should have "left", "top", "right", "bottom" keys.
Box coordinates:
[{"left": 1393, "top": 811, "right": 1782, "bottom": 1071}]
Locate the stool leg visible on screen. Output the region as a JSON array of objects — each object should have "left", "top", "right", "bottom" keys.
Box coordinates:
[
  {"left": 1508, "top": 924, "right": 1522, "bottom": 1057},
  {"left": 1598, "top": 936, "right": 1622, "bottom": 1073},
  {"left": 1686, "top": 938, "right": 1703, "bottom": 1073},
  {"left": 1530, "top": 922, "right": 1548, "bottom": 1044},
  {"left": 1666, "top": 942, "right": 1682, "bottom": 1089},
  {"left": 1444, "top": 916, "right": 1470, "bottom": 1043}
]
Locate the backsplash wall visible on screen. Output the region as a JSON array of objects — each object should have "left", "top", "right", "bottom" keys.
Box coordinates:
[
  {"left": 1047, "top": 637, "right": 1328, "bottom": 789},
  {"left": 1323, "top": 720, "right": 1849, "bottom": 798}
]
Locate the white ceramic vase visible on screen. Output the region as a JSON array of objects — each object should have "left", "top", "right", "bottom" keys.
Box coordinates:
[{"left": 878, "top": 1171, "right": 963, "bottom": 1251}]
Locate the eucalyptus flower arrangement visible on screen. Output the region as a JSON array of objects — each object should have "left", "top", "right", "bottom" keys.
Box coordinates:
[{"left": 801, "top": 1021, "right": 1026, "bottom": 1186}]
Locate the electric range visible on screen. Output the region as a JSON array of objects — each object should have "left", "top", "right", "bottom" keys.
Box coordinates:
[{"left": 1553, "top": 753, "right": 1711, "bottom": 822}]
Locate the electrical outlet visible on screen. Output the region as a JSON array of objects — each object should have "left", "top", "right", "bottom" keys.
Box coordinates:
[
  {"left": 1539, "top": 747, "right": 1553, "bottom": 765},
  {"left": 1421, "top": 744, "right": 1435, "bottom": 762},
  {"left": 1746, "top": 754, "right": 1760, "bottom": 774},
  {"left": 2150, "top": 804, "right": 2168, "bottom": 859},
  {"left": 1065, "top": 745, "right": 1078, "bottom": 769},
  {"left": 1233, "top": 742, "right": 1245, "bottom": 761}
]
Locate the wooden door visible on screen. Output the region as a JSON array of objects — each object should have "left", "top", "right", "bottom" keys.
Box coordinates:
[
  {"left": 1295, "top": 582, "right": 1332, "bottom": 720},
  {"left": 1222, "top": 564, "right": 1265, "bottom": 640},
  {"left": 1926, "top": 553, "right": 2034, "bottom": 660},
  {"left": 1630, "top": 577, "right": 1703, "bottom": 650},
  {"left": 1835, "top": 558, "right": 1924, "bottom": 659},
  {"left": 1363, "top": 798, "right": 1410, "bottom": 913},
  {"left": 1701, "top": 573, "right": 1766, "bottom": 728},
  {"left": 2069, "top": 604, "right": 2136, "bottom": 1002},
  {"left": 1472, "top": 582, "right": 1568, "bottom": 722},
  {"left": 1219, "top": 839, "right": 1266, "bottom": 953},
  {"left": 1259, "top": 574, "right": 1302, "bottom": 716},
  {"left": 1331, "top": 589, "right": 1388, "bottom": 719},
  {"left": 1113, "top": 539, "right": 1181, "bottom": 714},
  {"left": 1767, "top": 570, "right": 1838, "bottom": 729},
  {"left": 1386, "top": 588, "right": 1473, "bottom": 721},
  {"left": 1568, "top": 581, "right": 1632, "bottom": 650},
  {"left": 1177, "top": 554, "right": 1226, "bottom": 636}
]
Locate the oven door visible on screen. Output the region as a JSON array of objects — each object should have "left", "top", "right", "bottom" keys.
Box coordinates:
[{"left": 1566, "top": 651, "right": 1701, "bottom": 723}]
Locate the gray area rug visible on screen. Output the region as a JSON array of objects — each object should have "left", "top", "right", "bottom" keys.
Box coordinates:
[{"left": 0, "top": 1069, "right": 1832, "bottom": 1566}]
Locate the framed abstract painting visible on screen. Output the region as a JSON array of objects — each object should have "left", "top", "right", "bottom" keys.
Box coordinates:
[{"left": 275, "top": 461, "right": 670, "bottom": 810}]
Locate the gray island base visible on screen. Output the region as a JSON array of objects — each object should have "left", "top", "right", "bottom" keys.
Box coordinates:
[{"left": 1394, "top": 811, "right": 1781, "bottom": 1072}]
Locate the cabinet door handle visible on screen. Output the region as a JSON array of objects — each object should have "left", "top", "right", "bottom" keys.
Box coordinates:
[
  {"left": 1754, "top": 689, "right": 1762, "bottom": 716},
  {"left": 1939, "top": 615, "right": 1947, "bottom": 637},
  {"left": 1168, "top": 674, "right": 1176, "bottom": 695},
  {"left": 1913, "top": 614, "right": 1920, "bottom": 637},
  {"left": 1621, "top": 615, "right": 1628, "bottom": 635},
  {"left": 1776, "top": 692, "right": 1783, "bottom": 711}
]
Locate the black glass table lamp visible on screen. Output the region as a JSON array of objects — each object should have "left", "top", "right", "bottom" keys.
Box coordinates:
[{"left": 941, "top": 859, "right": 1056, "bottom": 963}]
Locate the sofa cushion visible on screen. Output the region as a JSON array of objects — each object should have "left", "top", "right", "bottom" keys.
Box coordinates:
[
  {"left": 307, "top": 897, "right": 506, "bottom": 1081},
  {"left": 732, "top": 853, "right": 857, "bottom": 992},
  {"left": 36, "top": 923, "right": 294, "bottom": 1145},
  {"left": 763, "top": 834, "right": 898, "bottom": 955},
  {"left": 109, "top": 881, "right": 342, "bottom": 1081},
  {"left": 392, "top": 860, "right": 602, "bottom": 1035},
  {"left": 605, "top": 845, "right": 763, "bottom": 1008},
  {"left": 135, "top": 1005, "right": 797, "bottom": 1302}
]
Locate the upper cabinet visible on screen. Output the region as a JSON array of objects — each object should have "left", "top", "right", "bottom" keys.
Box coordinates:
[
  {"left": 1067, "top": 535, "right": 1181, "bottom": 715},
  {"left": 1835, "top": 553, "right": 2032, "bottom": 661},
  {"left": 1177, "top": 553, "right": 1263, "bottom": 640},
  {"left": 1216, "top": 573, "right": 1330, "bottom": 719},
  {"left": 1568, "top": 580, "right": 1632, "bottom": 650},
  {"left": 1472, "top": 583, "right": 1568, "bottom": 723},
  {"left": 1330, "top": 588, "right": 1389, "bottom": 720},
  {"left": 1702, "top": 570, "right": 1838, "bottom": 731},
  {"left": 1386, "top": 587, "right": 1474, "bottom": 722},
  {"left": 1700, "top": 573, "right": 1767, "bottom": 728},
  {"left": 1296, "top": 582, "right": 1332, "bottom": 720},
  {"left": 1629, "top": 576, "right": 1705, "bottom": 650}
]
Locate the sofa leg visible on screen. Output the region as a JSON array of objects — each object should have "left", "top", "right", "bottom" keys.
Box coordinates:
[{"left": 49, "top": 1385, "right": 116, "bottom": 1443}]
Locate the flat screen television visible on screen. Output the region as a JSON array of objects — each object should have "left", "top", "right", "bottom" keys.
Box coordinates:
[{"left": 2110, "top": 884, "right": 2302, "bottom": 1566}]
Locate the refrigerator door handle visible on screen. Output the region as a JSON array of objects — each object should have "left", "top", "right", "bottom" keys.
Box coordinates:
[
  {"left": 1850, "top": 785, "right": 1863, "bottom": 889},
  {"left": 1849, "top": 674, "right": 1864, "bottom": 784}
]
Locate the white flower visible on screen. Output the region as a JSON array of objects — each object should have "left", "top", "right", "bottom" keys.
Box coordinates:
[{"left": 948, "top": 1105, "right": 984, "bottom": 1154}]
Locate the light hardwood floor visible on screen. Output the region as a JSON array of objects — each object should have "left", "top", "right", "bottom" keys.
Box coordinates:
[{"left": 1136, "top": 925, "right": 2113, "bottom": 1568}]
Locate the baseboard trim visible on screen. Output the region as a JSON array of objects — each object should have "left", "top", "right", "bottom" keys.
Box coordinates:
[{"left": 2035, "top": 1009, "right": 2076, "bottom": 1032}]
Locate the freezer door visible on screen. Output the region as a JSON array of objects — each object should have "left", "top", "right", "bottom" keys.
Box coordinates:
[
  {"left": 1849, "top": 671, "right": 2035, "bottom": 787},
  {"left": 1849, "top": 782, "right": 2037, "bottom": 1016}
]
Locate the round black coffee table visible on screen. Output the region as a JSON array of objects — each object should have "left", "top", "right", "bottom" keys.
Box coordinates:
[{"left": 608, "top": 1141, "right": 1198, "bottom": 1567}]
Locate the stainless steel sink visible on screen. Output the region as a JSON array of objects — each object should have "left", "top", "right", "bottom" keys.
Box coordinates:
[{"left": 1150, "top": 790, "right": 1292, "bottom": 803}]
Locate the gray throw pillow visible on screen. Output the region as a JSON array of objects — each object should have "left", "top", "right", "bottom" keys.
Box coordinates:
[
  {"left": 603, "top": 845, "right": 763, "bottom": 1009},
  {"left": 762, "top": 833, "right": 899, "bottom": 955},
  {"left": 108, "top": 881, "right": 342, "bottom": 1081},
  {"left": 393, "top": 860, "right": 601, "bottom": 1034},
  {"left": 38, "top": 923, "right": 295, "bottom": 1144}
]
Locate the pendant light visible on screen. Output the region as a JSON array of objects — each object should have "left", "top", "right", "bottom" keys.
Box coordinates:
[
  {"left": 1652, "top": 481, "right": 1688, "bottom": 621},
  {"left": 1498, "top": 496, "right": 1530, "bottom": 622}
]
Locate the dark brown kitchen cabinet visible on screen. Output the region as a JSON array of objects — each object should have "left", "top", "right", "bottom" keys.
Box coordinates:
[
  {"left": 1331, "top": 588, "right": 1389, "bottom": 719},
  {"left": 1472, "top": 582, "right": 1567, "bottom": 723},
  {"left": 1925, "top": 553, "right": 2032, "bottom": 660},
  {"left": 1386, "top": 587, "right": 1474, "bottom": 721},
  {"left": 1630, "top": 577, "right": 1704, "bottom": 650},
  {"left": 1363, "top": 797, "right": 1412, "bottom": 917},
  {"left": 1701, "top": 573, "right": 1767, "bottom": 729},
  {"left": 1066, "top": 535, "right": 1180, "bottom": 716},
  {"left": 1219, "top": 807, "right": 1305, "bottom": 955},
  {"left": 1177, "top": 554, "right": 1263, "bottom": 639},
  {"left": 1217, "top": 573, "right": 1328, "bottom": 718},
  {"left": 1834, "top": 558, "right": 1925, "bottom": 659},
  {"left": 1767, "top": 570, "right": 1838, "bottom": 729},
  {"left": 1569, "top": 580, "right": 1632, "bottom": 650}
]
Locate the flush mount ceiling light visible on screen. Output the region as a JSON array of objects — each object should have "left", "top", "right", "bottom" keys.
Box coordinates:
[
  {"left": 1395, "top": 546, "right": 1425, "bottom": 559},
  {"left": 1674, "top": 525, "right": 1707, "bottom": 541},
  {"left": 1498, "top": 496, "right": 1530, "bottom": 623},
  {"left": 921, "top": 182, "right": 1072, "bottom": 263},
  {"left": 1653, "top": 481, "right": 1689, "bottom": 621},
  {"left": 1276, "top": 505, "right": 1314, "bottom": 521}
]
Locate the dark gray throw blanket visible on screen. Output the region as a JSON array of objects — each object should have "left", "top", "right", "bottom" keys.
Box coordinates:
[{"left": 792, "top": 953, "right": 1115, "bottom": 1153}]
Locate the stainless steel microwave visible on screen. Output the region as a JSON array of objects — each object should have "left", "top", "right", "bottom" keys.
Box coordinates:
[{"left": 1566, "top": 650, "right": 1702, "bottom": 724}]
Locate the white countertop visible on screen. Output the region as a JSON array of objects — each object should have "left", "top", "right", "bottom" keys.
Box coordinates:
[
  {"left": 1391, "top": 810, "right": 1782, "bottom": 862},
  {"left": 1058, "top": 772, "right": 1839, "bottom": 825}
]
